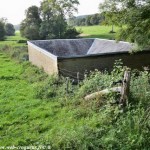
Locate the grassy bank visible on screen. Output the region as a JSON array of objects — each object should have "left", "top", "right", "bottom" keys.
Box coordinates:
[
  {"left": 0, "top": 34, "right": 149, "bottom": 149},
  {"left": 76, "top": 25, "right": 119, "bottom": 39}
]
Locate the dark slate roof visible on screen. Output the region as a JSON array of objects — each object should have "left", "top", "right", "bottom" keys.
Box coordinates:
[
  {"left": 29, "top": 39, "right": 134, "bottom": 57},
  {"left": 30, "top": 39, "right": 94, "bottom": 57}
]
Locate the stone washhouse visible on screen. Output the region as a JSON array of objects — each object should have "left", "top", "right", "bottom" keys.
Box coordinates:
[{"left": 27, "top": 39, "right": 150, "bottom": 79}]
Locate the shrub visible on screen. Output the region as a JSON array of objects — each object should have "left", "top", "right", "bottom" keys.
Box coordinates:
[
  {"left": 17, "top": 40, "right": 27, "bottom": 44},
  {"left": 34, "top": 75, "right": 61, "bottom": 99},
  {"left": 64, "top": 27, "right": 81, "bottom": 39}
]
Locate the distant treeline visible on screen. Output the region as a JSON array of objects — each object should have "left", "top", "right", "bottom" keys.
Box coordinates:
[
  {"left": 68, "top": 13, "right": 105, "bottom": 26},
  {"left": 0, "top": 18, "right": 15, "bottom": 40}
]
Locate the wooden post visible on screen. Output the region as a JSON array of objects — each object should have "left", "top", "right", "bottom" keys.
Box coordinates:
[
  {"left": 66, "top": 77, "right": 69, "bottom": 94},
  {"left": 119, "top": 68, "right": 131, "bottom": 108},
  {"left": 77, "top": 72, "right": 80, "bottom": 85},
  {"left": 84, "top": 68, "right": 131, "bottom": 109}
]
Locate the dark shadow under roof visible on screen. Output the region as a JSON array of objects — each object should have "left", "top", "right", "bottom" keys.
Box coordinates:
[{"left": 29, "top": 39, "right": 134, "bottom": 57}]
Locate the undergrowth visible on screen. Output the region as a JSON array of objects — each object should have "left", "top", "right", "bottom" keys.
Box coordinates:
[{"left": 0, "top": 36, "right": 149, "bottom": 149}]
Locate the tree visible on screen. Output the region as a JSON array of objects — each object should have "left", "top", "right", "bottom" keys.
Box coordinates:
[
  {"left": 0, "top": 19, "right": 5, "bottom": 40},
  {"left": 64, "top": 26, "right": 80, "bottom": 38},
  {"left": 90, "top": 14, "right": 101, "bottom": 25},
  {"left": 40, "top": 0, "right": 79, "bottom": 39},
  {"left": 5, "top": 23, "right": 15, "bottom": 36},
  {"left": 40, "top": 0, "right": 67, "bottom": 39},
  {"left": 99, "top": 0, "right": 150, "bottom": 48},
  {"left": 99, "top": 0, "right": 120, "bottom": 33},
  {"left": 20, "top": 6, "right": 42, "bottom": 40},
  {"left": 85, "top": 16, "right": 92, "bottom": 26},
  {"left": 20, "top": 0, "right": 80, "bottom": 40}
]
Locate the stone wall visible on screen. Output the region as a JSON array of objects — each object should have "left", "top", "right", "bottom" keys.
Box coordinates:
[{"left": 28, "top": 43, "right": 58, "bottom": 75}]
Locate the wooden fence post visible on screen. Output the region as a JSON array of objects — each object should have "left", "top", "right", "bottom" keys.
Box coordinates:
[
  {"left": 66, "top": 77, "right": 69, "bottom": 94},
  {"left": 77, "top": 72, "right": 80, "bottom": 85},
  {"left": 84, "top": 68, "right": 131, "bottom": 109},
  {"left": 119, "top": 68, "right": 131, "bottom": 108}
]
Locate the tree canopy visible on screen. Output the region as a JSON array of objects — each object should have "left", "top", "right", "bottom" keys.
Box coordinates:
[
  {"left": 40, "top": 0, "right": 79, "bottom": 39},
  {"left": 20, "top": 0, "right": 80, "bottom": 40},
  {"left": 20, "top": 6, "right": 42, "bottom": 40},
  {"left": 5, "top": 23, "right": 15, "bottom": 36},
  {"left": 0, "top": 18, "right": 16, "bottom": 40},
  {"left": 99, "top": 0, "right": 150, "bottom": 48}
]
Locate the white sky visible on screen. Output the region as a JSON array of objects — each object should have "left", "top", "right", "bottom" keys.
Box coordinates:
[{"left": 0, "top": 0, "right": 102, "bottom": 25}]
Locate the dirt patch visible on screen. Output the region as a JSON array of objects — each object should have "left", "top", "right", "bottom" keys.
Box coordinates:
[{"left": 79, "top": 33, "right": 90, "bottom": 37}]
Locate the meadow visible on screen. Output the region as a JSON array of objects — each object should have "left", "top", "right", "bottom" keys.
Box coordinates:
[
  {"left": 0, "top": 31, "right": 149, "bottom": 149},
  {"left": 76, "top": 25, "right": 119, "bottom": 39}
]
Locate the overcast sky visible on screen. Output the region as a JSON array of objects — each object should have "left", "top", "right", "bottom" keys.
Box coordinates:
[{"left": 0, "top": 0, "right": 102, "bottom": 25}]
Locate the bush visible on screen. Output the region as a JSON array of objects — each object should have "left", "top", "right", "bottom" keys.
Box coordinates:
[
  {"left": 0, "top": 44, "right": 28, "bottom": 62},
  {"left": 64, "top": 27, "right": 81, "bottom": 39},
  {"left": 17, "top": 40, "right": 27, "bottom": 44},
  {"left": 34, "top": 76, "right": 59, "bottom": 99}
]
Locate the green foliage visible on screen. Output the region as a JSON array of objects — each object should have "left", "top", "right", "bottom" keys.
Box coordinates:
[
  {"left": 23, "top": 25, "right": 41, "bottom": 40},
  {"left": 99, "top": 0, "right": 120, "bottom": 28},
  {"left": 0, "top": 33, "right": 28, "bottom": 62},
  {"left": 0, "top": 44, "right": 28, "bottom": 63},
  {"left": 34, "top": 76, "right": 61, "bottom": 99},
  {"left": 64, "top": 26, "right": 81, "bottom": 39},
  {"left": 99, "top": 0, "right": 150, "bottom": 48},
  {"left": 39, "top": 0, "right": 80, "bottom": 39},
  {"left": 5, "top": 23, "right": 15, "bottom": 36},
  {"left": 20, "top": 6, "right": 42, "bottom": 40},
  {"left": 17, "top": 40, "right": 27, "bottom": 43},
  {"left": 130, "top": 70, "right": 150, "bottom": 107},
  {"left": 0, "top": 19, "right": 16, "bottom": 40},
  {"left": 20, "top": 1, "right": 80, "bottom": 40},
  {"left": 69, "top": 13, "right": 104, "bottom": 26}
]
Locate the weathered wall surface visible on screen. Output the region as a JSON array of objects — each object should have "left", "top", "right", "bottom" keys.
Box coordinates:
[
  {"left": 58, "top": 52, "right": 150, "bottom": 78},
  {"left": 28, "top": 44, "right": 58, "bottom": 75}
]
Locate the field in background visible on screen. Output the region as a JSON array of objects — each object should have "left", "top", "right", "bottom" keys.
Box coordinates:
[
  {"left": 76, "top": 25, "right": 119, "bottom": 39},
  {"left": 0, "top": 31, "right": 26, "bottom": 47}
]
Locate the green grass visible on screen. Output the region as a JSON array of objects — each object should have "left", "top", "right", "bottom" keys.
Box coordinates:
[
  {"left": 0, "top": 32, "right": 26, "bottom": 47},
  {"left": 5, "top": 31, "right": 26, "bottom": 41},
  {"left": 0, "top": 52, "right": 105, "bottom": 148},
  {"left": 76, "top": 25, "right": 119, "bottom": 39},
  {"left": 0, "top": 33, "right": 149, "bottom": 149}
]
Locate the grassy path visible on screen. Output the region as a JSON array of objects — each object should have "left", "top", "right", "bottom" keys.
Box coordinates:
[
  {"left": 0, "top": 53, "right": 59, "bottom": 146},
  {"left": 0, "top": 53, "right": 94, "bottom": 148},
  {"left": 0, "top": 53, "right": 40, "bottom": 145}
]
